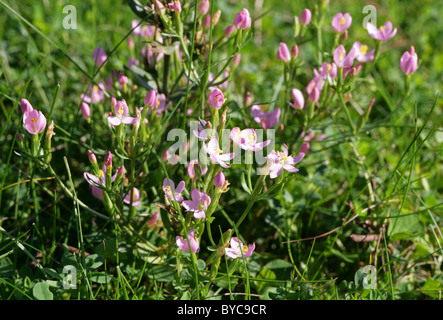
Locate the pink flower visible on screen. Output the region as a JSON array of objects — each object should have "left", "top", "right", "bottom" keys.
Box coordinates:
[
  {"left": 80, "top": 83, "right": 106, "bottom": 104},
  {"left": 289, "top": 88, "right": 304, "bottom": 110},
  {"left": 162, "top": 178, "right": 185, "bottom": 202},
  {"left": 153, "top": 93, "right": 171, "bottom": 115},
  {"left": 276, "top": 42, "right": 290, "bottom": 63},
  {"left": 331, "top": 12, "right": 352, "bottom": 33},
  {"left": 300, "top": 9, "right": 312, "bottom": 25},
  {"left": 266, "top": 144, "right": 305, "bottom": 179},
  {"left": 203, "top": 137, "right": 235, "bottom": 168},
  {"left": 93, "top": 47, "right": 107, "bottom": 66},
  {"left": 24, "top": 109, "right": 46, "bottom": 135},
  {"left": 208, "top": 71, "right": 229, "bottom": 91},
  {"left": 83, "top": 164, "right": 117, "bottom": 200},
  {"left": 192, "top": 119, "right": 211, "bottom": 141},
  {"left": 306, "top": 73, "right": 325, "bottom": 95},
  {"left": 208, "top": 88, "right": 226, "bottom": 109},
  {"left": 234, "top": 8, "right": 251, "bottom": 30},
  {"left": 352, "top": 41, "right": 375, "bottom": 63},
  {"left": 251, "top": 105, "right": 281, "bottom": 130},
  {"left": 333, "top": 44, "right": 356, "bottom": 68},
  {"left": 108, "top": 99, "right": 138, "bottom": 126},
  {"left": 229, "top": 127, "right": 270, "bottom": 151},
  {"left": 176, "top": 229, "right": 199, "bottom": 253},
  {"left": 366, "top": 21, "right": 397, "bottom": 41},
  {"left": 124, "top": 187, "right": 142, "bottom": 207},
  {"left": 225, "top": 237, "right": 255, "bottom": 259},
  {"left": 187, "top": 159, "right": 208, "bottom": 179},
  {"left": 318, "top": 62, "right": 338, "bottom": 79},
  {"left": 182, "top": 189, "right": 211, "bottom": 219},
  {"left": 132, "top": 20, "right": 156, "bottom": 37},
  {"left": 400, "top": 46, "right": 418, "bottom": 75}
]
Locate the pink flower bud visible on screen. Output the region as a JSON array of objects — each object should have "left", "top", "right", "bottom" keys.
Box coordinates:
[
  {"left": 213, "top": 171, "right": 225, "bottom": 188},
  {"left": 198, "top": 0, "right": 209, "bottom": 15},
  {"left": 291, "top": 44, "right": 299, "bottom": 59},
  {"left": 20, "top": 98, "right": 33, "bottom": 114},
  {"left": 223, "top": 25, "right": 235, "bottom": 37},
  {"left": 153, "top": 0, "right": 166, "bottom": 14},
  {"left": 104, "top": 151, "right": 112, "bottom": 168},
  {"left": 81, "top": 102, "right": 91, "bottom": 119},
  {"left": 111, "top": 95, "right": 117, "bottom": 108},
  {"left": 144, "top": 89, "right": 159, "bottom": 108},
  {"left": 245, "top": 92, "right": 253, "bottom": 106},
  {"left": 232, "top": 53, "right": 241, "bottom": 67},
  {"left": 308, "top": 87, "right": 320, "bottom": 103},
  {"left": 290, "top": 88, "right": 305, "bottom": 110},
  {"left": 88, "top": 150, "right": 97, "bottom": 164},
  {"left": 234, "top": 8, "right": 251, "bottom": 30},
  {"left": 276, "top": 42, "right": 291, "bottom": 63},
  {"left": 148, "top": 212, "right": 160, "bottom": 228},
  {"left": 168, "top": 1, "right": 181, "bottom": 13},
  {"left": 400, "top": 46, "right": 418, "bottom": 75},
  {"left": 300, "top": 9, "right": 312, "bottom": 25}
]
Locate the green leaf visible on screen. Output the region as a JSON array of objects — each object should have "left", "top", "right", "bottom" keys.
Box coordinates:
[
  {"left": 32, "top": 282, "right": 53, "bottom": 300},
  {"left": 388, "top": 212, "right": 423, "bottom": 240},
  {"left": 421, "top": 277, "right": 441, "bottom": 298},
  {"left": 89, "top": 272, "right": 113, "bottom": 284}
]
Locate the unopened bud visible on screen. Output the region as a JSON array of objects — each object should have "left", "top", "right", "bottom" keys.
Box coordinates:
[{"left": 213, "top": 171, "right": 225, "bottom": 188}]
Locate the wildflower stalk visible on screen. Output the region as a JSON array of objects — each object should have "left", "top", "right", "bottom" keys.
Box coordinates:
[{"left": 235, "top": 173, "right": 266, "bottom": 229}]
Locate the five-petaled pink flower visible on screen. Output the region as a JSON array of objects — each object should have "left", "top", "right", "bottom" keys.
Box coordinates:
[
  {"left": 366, "top": 21, "right": 397, "bottom": 41},
  {"left": 266, "top": 144, "right": 305, "bottom": 179},
  {"left": 352, "top": 41, "right": 375, "bottom": 63},
  {"left": 162, "top": 178, "right": 185, "bottom": 202},
  {"left": 229, "top": 127, "right": 270, "bottom": 152},
  {"left": 234, "top": 8, "right": 251, "bottom": 30},
  {"left": 176, "top": 229, "right": 199, "bottom": 253},
  {"left": 24, "top": 109, "right": 47, "bottom": 135},
  {"left": 331, "top": 12, "right": 352, "bottom": 33},
  {"left": 333, "top": 44, "right": 356, "bottom": 68},
  {"left": 108, "top": 99, "right": 138, "bottom": 127},
  {"left": 182, "top": 189, "right": 211, "bottom": 219},
  {"left": 123, "top": 187, "right": 142, "bottom": 207},
  {"left": 225, "top": 237, "right": 255, "bottom": 259},
  {"left": 203, "top": 137, "right": 235, "bottom": 168},
  {"left": 251, "top": 105, "right": 281, "bottom": 130},
  {"left": 400, "top": 46, "right": 418, "bottom": 75}
]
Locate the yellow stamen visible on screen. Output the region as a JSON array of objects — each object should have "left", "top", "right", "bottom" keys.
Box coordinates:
[
  {"left": 360, "top": 44, "right": 368, "bottom": 55},
  {"left": 99, "top": 169, "right": 104, "bottom": 177},
  {"left": 339, "top": 50, "right": 345, "bottom": 61},
  {"left": 340, "top": 17, "right": 345, "bottom": 26},
  {"left": 379, "top": 25, "right": 385, "bottom": 31}
]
